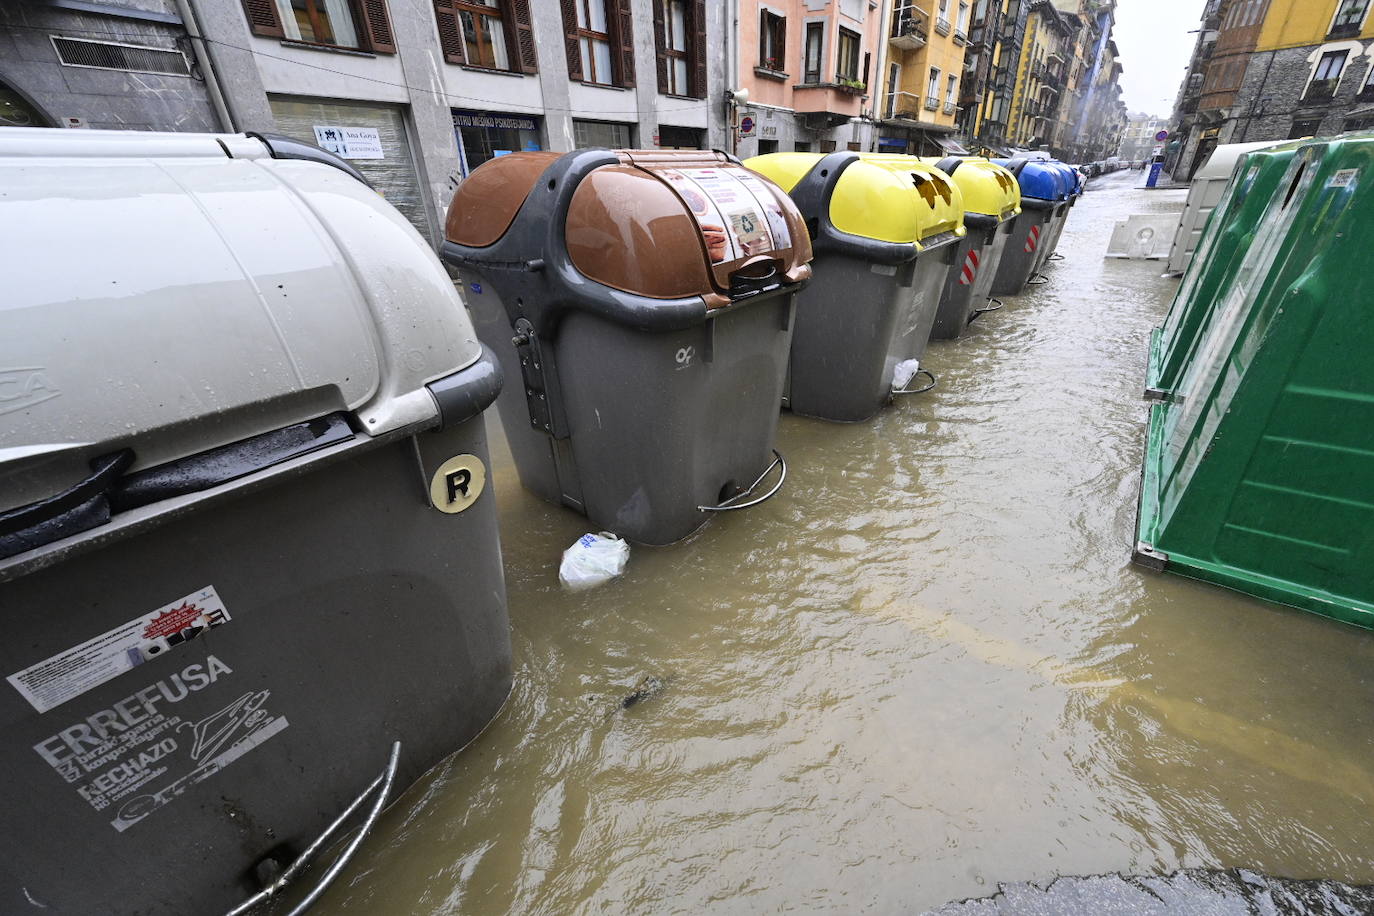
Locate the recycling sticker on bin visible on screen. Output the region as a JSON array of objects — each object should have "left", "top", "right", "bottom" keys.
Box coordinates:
[{"left": 657, "top": 167, "right": 793, "bottom": 262}]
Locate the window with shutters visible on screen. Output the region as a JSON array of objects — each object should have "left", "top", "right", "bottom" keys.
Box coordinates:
[
  {"left": 572, "top": 0, "right": 616, "bottom": 85},
  {"left": 277, "top": 0, "right": 364, "bottom": 49},
  {"left": 433, "top": 1, "right": 535, "bottom": 72},
  {"left": 661, "top": 0, "right": 689, "bottom": 94},
  {"left": 654, "top": 0, "right": 703, "bottom": 98},
  {"left": 242, "top": 0, "right": 394, "bottom": 53},
  {"left": 456, "top": 1, "right": 509, "bottom": 69},
  {"left": 759, "top": 10, "right": 785, "bottom": 72}
]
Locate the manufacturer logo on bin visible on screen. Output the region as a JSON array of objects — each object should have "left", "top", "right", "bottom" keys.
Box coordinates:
[
  {"left": 675, "top": 346, "right": 695, "bottom": 369},
  {"left": 0, "top": 366, "right": 60, "bottom": 416}
]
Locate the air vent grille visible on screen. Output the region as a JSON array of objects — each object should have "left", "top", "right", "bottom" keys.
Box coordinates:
[{"left": 52, "top": 37, "right": 190, "bottom": 76}]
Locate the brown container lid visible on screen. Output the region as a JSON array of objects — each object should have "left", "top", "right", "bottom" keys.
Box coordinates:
[
  {"left": 445, "top": 151, "right": 560, "bottom": 248},
  {"left": 446, "top": 150, "right": 811, "bottom": 308}
]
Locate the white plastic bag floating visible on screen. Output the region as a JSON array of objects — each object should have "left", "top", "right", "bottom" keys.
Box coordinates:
[
  {"left": 892, "top": 358, "right": 920, "bottom": 392},
  {"left": 559, "top": 531, "right": 630, "bottom": 591}
]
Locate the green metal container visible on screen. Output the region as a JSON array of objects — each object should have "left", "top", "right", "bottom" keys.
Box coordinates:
[
  {"left": 1135, "top": 134, "right": 1374, "bottom": 629},
  {"left": 1145, "top": 141, "right": 1304, "bottom": 400}
]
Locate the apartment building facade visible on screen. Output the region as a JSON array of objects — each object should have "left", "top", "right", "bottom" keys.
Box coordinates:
[
  {"left": 1231, "top": 0, "right": 1374, "bottom": 140},
  {"left": 1118, "top": 111, "right": 1169, "bottom": 159},
  {"left": 868, "top": 0, "right": 971, "bottom": 153},
  {"left": 1168, "top": 0, "right": 1374, "bottom": 177},
  {"left": 735, "top": 0, "right": 886, "bottom": 158}
]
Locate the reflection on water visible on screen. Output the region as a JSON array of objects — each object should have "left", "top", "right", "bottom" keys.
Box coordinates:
[{"left": 314, "top": 171, "right": 1374, "bottom": 915}]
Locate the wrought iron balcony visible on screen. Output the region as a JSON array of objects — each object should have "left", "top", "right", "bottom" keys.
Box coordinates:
[
  {"left": 890, "top": 7, "right": 930, "bottom": 49},
  {"left": 1304, "top": 77, "right": 1339, "bottom": 102}
]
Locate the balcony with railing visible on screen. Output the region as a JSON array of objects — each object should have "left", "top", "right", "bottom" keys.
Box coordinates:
[
  {"left": 943, "top": 99, "right": 958, "bottom": 114},
  {"left": 925, "top": 94, "right": 940, "bottom": 110},
  {"left": 890, "top": 5, "right": 930, "bottom": 50},
  {"left": 1303, "top": 77, "right": 1339, "bottom": 102},
  {"left": 1328, "top": 2, "right": 1366, "bottom": 40},
  {"left": 935, "top": 16, "right": 951, "bottom": 36}
]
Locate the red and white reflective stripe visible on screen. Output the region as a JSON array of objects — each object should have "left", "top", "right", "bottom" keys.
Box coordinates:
[
  {"left": 1024, "top": 224, "right": 1041, "bottom": 254},
  {"left": 958, "top": 248, "right": 980, "bottom": 285}
]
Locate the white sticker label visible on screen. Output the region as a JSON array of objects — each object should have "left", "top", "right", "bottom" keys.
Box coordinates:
[
  {"left": 1328, "top": 168, "right": 1359, "bottom": 188},
  {"left": 7, "top": 587, "right": 230, "bottom": 714},
  {"left": 312, "top": 125, "right": 385, "bottom": 159},
  {"left": 28, "top": 652, "right": 290, "bottom": 831},
  {"left": 658, "top": 167, "right": 793, "bottom": 262}
]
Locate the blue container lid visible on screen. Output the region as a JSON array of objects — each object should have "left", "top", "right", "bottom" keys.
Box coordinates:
[
  {"left": 1049, "top": 161, "right": 1083, "bottom": 196},
  {"left": 992, "top": 158, "right": 1071, "bottom": 201}
]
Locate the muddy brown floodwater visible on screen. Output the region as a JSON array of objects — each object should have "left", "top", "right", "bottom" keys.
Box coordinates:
[{"left": 313, "top": 170, "right": 1374, "bottom": 914}]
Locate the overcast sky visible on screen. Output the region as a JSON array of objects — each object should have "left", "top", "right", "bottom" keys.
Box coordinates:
[{"left": 1113, "top": 0, "right": 1204, "bottom": 116}]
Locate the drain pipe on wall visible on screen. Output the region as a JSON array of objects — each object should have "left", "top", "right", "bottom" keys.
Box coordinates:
[{"left": 174, "top": 0, "right": 235, "bottom": 132}]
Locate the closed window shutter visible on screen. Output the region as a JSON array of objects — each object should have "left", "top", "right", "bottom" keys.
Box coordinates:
[
  {"left": 613, "top": 0, "right": 635, "bottom": 87},
  {"left": 690, "top": 0, "right": 706, "bottom": 98},
  {"left": 506, "top": 0, "right": 538, "bottom": 74},
  {"left": 240, "top": 0, "right": 284, "bottom": 38},
  {"left": 653, "top": 0, "right": 668, "bottom": 94},
  {"left": 358, "top": 0, "right": 397, "bottom": 54},
  {"left": 560, "top": 0, "right": 583, "bottom": 81},
  {"left": 434, "top": 0, "right": 466, "bottom": 64}
]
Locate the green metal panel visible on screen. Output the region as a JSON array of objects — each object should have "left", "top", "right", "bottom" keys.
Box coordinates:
[
  {"left": 1146, "top": 141, "right": 1305, "bottom": 399},
  {"left": 1136, "top": 133, "right": 1374, "bottom": 629}
]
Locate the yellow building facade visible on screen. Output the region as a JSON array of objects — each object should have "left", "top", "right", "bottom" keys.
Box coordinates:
[
  {"left": 1007, "top": 3, "right": 1071, "bottom": 146},
  {"left": 1255, "top": 0, "right": 1374, "bottom": 50},
  {"left": 877, "top": 0, "right": 971, "bottom": 151}
]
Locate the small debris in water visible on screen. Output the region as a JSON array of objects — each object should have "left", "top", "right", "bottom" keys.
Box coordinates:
[{"left": 619, "top": 675, "right": 668, "bottom": 711}]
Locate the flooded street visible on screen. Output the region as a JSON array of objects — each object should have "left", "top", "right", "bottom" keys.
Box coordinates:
[{"left": 319, "top": 170, "right": 1374, "bottom": 914}]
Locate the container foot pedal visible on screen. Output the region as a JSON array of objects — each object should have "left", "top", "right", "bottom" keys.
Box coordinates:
[
  {"left": 970, "top": 299, "right": 1003, "bottom": 323},
  {"left": 893, "top": 368, "right": 936, "bottom": 396},
  {"left": 1027, "top": 273, "right": 1049, "bottom": 285},
  {"left": 226, "top": 741, "right": 400, "bottom": 916},
  {"left": 698, "top": 451, "right": 787, "bottom": 512},
  {"left": 1048, "top": 252, "right": 1065, "bottom": 261}
]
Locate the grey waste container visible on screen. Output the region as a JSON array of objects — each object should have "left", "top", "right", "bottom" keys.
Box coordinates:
[
  {"left": 745, "top": 151, "right": 967, "bottom": 422},
  {"left": 0, "top": 128, "right": 511, "bottom": 915},
  {"left": 990, "top": 158, "right": 1073, "bottom": 295},
  {"left": 923, "top": 156, "right": 1022, "bottom": 339},
  {"left": 443, "top": 149, "right": 812, "bottom": 545}
]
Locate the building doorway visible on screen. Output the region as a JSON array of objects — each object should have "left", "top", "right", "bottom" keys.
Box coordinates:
[{"left": 0, "top": 78, "right": 55, "bottom": 128}]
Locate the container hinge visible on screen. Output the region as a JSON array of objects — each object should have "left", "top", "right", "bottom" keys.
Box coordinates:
[{"left": 512, "top": 317, "right": 554, "bottom": 435}]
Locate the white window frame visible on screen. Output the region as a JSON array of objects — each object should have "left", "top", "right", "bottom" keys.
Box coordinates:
[
  {"left": 1330, "top": 0, "right": 1372, "bottom": 33},
  {"left": 1304, "top": 40, "right": 1362, "bottom": 96}
]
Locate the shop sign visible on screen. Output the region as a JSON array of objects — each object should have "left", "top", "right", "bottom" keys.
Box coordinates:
[
  {"left": 312, "top": 126, "right": 384, "bottom": 159},
  {"left": 452, "top": 110, "right": 539, "bottom": 131}
]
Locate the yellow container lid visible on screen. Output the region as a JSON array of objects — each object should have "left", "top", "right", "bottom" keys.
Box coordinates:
[
  {"left": 918, "top": 156, "right": 1021, "bottom": 221},
  {"left": 745, "top": 152, "right": 965, "bottom": 248}
]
